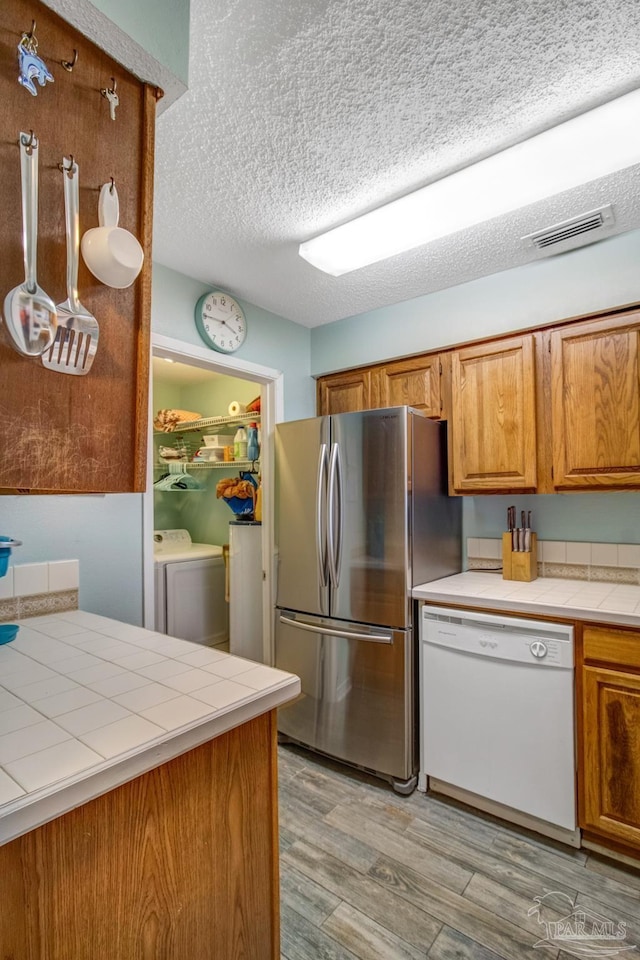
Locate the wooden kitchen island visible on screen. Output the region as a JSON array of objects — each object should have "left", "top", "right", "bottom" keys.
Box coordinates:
[{"left": 0, "top": 611, "right": 300, "bottom": 960}]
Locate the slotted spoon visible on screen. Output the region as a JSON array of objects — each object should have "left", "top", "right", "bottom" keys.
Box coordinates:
[
  {"left": 3, "top": 132, "right": 57, "bottom": 357},
  {"left": 42, "top": 158, "right": 99, "bottom": 375}
]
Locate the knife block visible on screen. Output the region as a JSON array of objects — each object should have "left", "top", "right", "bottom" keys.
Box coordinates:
[{"left": 502, "top": 532, "right": 538, "bottom": 582}]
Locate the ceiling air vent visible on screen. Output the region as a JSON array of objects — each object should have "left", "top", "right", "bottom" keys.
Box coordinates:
[{"left": 522, "top": 204, "right": 615, "bottom": 254}]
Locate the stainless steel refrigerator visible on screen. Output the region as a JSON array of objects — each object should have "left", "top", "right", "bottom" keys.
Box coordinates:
[{"left": 274, "top": 406, "right": 461, "bottom": 792}]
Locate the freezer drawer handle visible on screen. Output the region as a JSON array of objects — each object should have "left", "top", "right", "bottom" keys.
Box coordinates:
[{"left": 279, "top": 614, "right": 392, "bottom": 644}]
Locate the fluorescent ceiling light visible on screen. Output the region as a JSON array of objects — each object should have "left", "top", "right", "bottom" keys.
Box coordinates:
[{"left": 299, "top": 88, "right": 640, "bottom": 276}]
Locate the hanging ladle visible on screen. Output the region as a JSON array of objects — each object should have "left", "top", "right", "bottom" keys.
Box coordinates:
[{"left": 2, "top": 132, "right": 57, "bottom": 356}]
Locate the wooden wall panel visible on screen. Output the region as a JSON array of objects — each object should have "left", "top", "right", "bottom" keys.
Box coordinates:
[{"left": 0, "top": 0, "right": 157, "bottom": 491}]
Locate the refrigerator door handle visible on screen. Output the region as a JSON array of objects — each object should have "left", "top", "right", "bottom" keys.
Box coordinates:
[
  {"left": 316, "top": 443, "right": 329, "bottom": 587},
  {"left": 279, "top": 613, "right": 393, "bottom": 644},
  {"left": 327, "top": 441, "right": 343, "bottom": 588}
]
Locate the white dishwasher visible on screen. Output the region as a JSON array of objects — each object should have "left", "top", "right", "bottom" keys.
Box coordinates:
[{"left": 420, "top": 604, "right": 578, "bottom": 845}]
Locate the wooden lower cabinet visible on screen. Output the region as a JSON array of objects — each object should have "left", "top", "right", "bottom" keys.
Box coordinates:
[
  {"left": 0, "top": 711, "right": 280, "bottom": 960},
  {"left": 580, "top": 625, "right": 640, "bottom": 852}
]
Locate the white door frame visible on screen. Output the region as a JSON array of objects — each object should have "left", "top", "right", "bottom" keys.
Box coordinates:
[{"left": 144, "top": 333, "right": 284, "bottom": 665}]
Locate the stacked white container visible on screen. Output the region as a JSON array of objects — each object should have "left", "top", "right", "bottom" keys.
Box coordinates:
[{"left": 228, "top": 521, "right": 263, "bottom": 662}]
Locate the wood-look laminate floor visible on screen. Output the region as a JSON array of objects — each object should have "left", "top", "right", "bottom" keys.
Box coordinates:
[{"left": 277, "top": 745, "right": 640, "bottom": 960}]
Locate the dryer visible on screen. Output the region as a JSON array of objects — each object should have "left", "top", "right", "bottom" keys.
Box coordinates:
[{"left": 154, "top": 529, "right": 227, "bottom": 646}]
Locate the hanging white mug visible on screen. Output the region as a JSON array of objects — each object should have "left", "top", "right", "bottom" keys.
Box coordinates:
[{"left": 81, "top": 182, "right": 144, "bottom": 289}]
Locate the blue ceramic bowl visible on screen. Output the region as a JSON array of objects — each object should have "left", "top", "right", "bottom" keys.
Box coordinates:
[
  {"left": 0, "top": 536, "right": 13, "bottom": 578},
  {"left": 0, "top": 624, "right": 18, "bottom": 645}
]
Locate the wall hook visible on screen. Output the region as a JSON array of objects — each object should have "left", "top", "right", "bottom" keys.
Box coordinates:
[
  {"left": 20, "top": 130, "right": 37, "bottom": 156},
  {"left": 100, "top": 77, "right": 119, "bottom": 121},
  {"left": 58, "top": 155, "right": 75, "bottom": 177},
  {"left": 61, "top": 49, "right": 78, "bottom": 72}
]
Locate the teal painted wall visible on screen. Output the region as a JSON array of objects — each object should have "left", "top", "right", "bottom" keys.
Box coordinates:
[
  {"left": 463, "top": 493, "right": 640, "bottom": 546},
  {"left": 311, "top": 229, "right": 640, "bottom": 374},
  {"left": 152, "top": 264, "right": 315, "bottom": 420},
  {"left": 90, "top": 0, "right": 190, "bottom": 86},
  {"left": 0, "top": 495, "right": 143, "bottom": 625}
]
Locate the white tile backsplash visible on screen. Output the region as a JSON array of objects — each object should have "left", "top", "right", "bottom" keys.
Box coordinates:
[
  {"left": 0, "top": 558, "right": 80, "bottom": 617},
  {"left": 542, "top": 541, "right": 566, "bottom": 563},
  {"left": 466, "top": 538, "right": 640, "bottom": 584},
  {"left": 477, "top": 538, "right": 501, "bottom": 560},
  {"left": 47, "top": 560, "right": 79, "bottom": 592},
  {"left": 591, "top": 543, "right": 619, "bottom": 567},
  {"left": 0, "top": 569, "right": 14, "bottom": 601},
  {"left": 619, "top": 544, "right": 640, "bottom": 567},
  {"left": 14, "top": 563, "right": 49, "bottom": 597},
  {"left": 565, "top": 542, "right": 592, "bottom": 564}
]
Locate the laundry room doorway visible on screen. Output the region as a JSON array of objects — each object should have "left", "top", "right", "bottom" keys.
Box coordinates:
[{"left": 143, "top": 333, "right": 283, "bottom": 666}]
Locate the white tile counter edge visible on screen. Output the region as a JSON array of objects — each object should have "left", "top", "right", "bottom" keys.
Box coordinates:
[
  {"left": 0, "top": 678, "right": 298, "bottom": 847},
  {"left": 0, "top": 610, "right": 301, "bottom": 846},
  {"left": 413, "top": 573, "right": 640, "bottom": 628}
]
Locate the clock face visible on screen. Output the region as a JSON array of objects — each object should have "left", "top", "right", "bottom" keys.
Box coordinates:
[{"left": 195, "top": 291, "right": 247, "bottom": 353}]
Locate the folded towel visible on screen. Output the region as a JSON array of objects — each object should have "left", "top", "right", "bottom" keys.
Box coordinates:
[{"left": 153, "top": 409, "right": 202, "bottom": 432}]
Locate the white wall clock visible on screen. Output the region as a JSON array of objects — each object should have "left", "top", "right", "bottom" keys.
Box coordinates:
[{"left": 194, "top": 290, "right": 247, "bottom": 353}]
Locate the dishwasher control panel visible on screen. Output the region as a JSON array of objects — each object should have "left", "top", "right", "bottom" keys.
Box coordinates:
[{"left": 421, "top": 606, "right": 574, "bottom": 668}]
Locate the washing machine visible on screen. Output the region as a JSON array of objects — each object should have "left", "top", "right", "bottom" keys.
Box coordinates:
[{"left": 154, "top": 529, "right": 227, "bottom": 646}]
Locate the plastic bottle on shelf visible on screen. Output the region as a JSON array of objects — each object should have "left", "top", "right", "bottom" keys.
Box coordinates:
[
  {"left": 247, "top": 422, "right": 259, "bottom": 462},
  {"left": 234, "top": 426, "right": 248, "bottom": 460}
]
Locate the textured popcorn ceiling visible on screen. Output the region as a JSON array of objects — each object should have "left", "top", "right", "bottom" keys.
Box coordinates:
[{"left": 152, "top": 0, "right": 640, "bottom": 327}]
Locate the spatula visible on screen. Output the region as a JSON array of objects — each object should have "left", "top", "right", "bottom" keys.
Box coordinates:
[{"left": 42, "top": 158, "right": 98, "bottom": 375}]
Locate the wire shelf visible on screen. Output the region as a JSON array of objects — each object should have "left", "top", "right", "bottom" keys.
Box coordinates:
[
  {"left": 155, "top": 459, "right": 258, "bottom": 470},
  {"left": 154, "top": 412, "right": 260, "bottom": 435}
]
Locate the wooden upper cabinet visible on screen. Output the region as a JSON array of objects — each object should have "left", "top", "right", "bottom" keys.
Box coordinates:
[
  {"left": 374, "top": 355, "right": 442, "bottom": 418},
  {"left": 317, "top": 369, "right": 372, "bottom": 415},
  {"left": 450, "top": 335, "right": 537, "bottom": 493},
  {"left": 550, "top": 314, "right": 640, "bottom": 489}
]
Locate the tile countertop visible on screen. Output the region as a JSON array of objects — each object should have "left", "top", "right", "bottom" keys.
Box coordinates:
[
  {"left": 0, "top": 611, "right": 300, "bottom": 846},
  {"left": 413, "top": 572, "right": 640, "bottom": 628}
]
